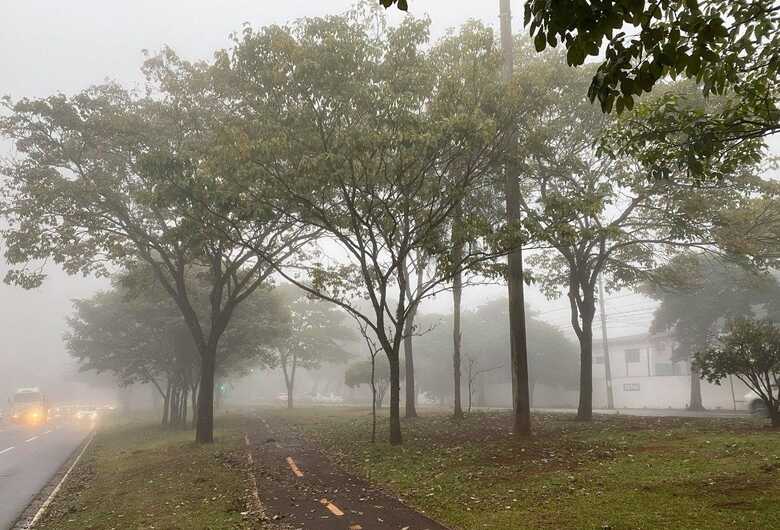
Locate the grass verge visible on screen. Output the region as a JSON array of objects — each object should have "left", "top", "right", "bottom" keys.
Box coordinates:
[
  {"left": 36, "top": 414, "right": 254, "bottom": 530},
  {"left": 264, "top": 407, "right": 780, "bottom": 530}
]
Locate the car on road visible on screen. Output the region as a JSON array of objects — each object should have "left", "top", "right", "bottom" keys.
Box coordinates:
[
  {"left": 9, "top": 387, "right": 48, "bottom": 426},
  {"left": 74, "top": 406, "right": 99, "bottom": 422}
]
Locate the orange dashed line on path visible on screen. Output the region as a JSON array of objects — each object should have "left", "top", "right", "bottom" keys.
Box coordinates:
[
  {"left": 320, "top": 498, "right": 344, "bottom": 517},
  {"left": 286, "top": 456, "right": 304, "bottom": 477}
]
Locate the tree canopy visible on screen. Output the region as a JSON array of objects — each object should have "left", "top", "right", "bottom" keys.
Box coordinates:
[
  {"left": 696, "top": 318, "right": 780, "bottom": 427},
  {"left": 0, "top": 50, "right": 309, "bottom": 442}
]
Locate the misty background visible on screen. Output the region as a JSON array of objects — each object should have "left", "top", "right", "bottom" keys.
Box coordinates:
[{"left": 1, "top": 0, "right": 777, "bottom": 404}]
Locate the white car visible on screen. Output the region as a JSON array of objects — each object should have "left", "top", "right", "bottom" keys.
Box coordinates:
[
  {"left": 312, "top": 392, "right": 344, "bottom": 404},
  {"left": 75, "top": 407, "right": 98, "bottom": 421}
]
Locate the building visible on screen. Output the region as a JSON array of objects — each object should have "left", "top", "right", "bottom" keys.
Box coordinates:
[{"left": 592, "top": 332, "right": 750, "bottom": 410}]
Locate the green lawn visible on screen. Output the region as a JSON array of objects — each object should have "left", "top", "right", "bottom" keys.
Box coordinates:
[
  {"left": 265, "top": 407, "right": 780, "bottom": 530},
  {"left": 37, "top": 415, "right": 254, "bottom": 530}
]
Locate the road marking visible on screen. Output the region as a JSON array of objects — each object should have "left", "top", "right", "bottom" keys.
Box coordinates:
[
  {"left": 243, "top": 433, "right": 265, "bottom": 519},
  {"left": 27, "top": 430, "right": 95, "bottom": 529},
  {"left": 25, "top": 436, "right": 38, "bottom": 443},
  {"left": 320, "top": 498, "right": 344, "bottom": 516},
  {"left": 43, "top": 430, "right": 52, "bottom": 435},
  {"left": 0, "top": 447, "right": 14, "bottom": 455},
  {"left": 286, "top": 456, "right": 304, "bottom": 477}
]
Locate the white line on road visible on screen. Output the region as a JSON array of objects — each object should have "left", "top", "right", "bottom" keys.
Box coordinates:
[
  {"left": 25, "top": 436, "right": 39, "bottom": 443},
  {"left": 0, "top": 446, "right": 14, "bottom": 455},
  {"left": 43, "top": 430, "right": 52, "bottom": 435},
  {"left": 26, "top": 430, "right": 95, "bottom": 529}
]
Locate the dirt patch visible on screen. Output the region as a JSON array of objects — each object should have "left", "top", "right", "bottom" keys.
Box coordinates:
[{"left": 246, "top": 414, "right": 450, "bottom": 530}]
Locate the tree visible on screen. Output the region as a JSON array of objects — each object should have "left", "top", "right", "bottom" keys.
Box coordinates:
[
  {"left": 696, "top": 318, "right": 780, "bottom": 427},
  {"left": 0, "top": 51, "right": 308, "bottom": 443},
  {"left": 66, "top": 272, "right": 285, "bottom": 426},
  {"left": 515, "top": 47, "right": 761, "bottom": 420},
  {"left": 401, "top": 252, "right": 427, "bottom": 418},
  {"left": 386, "top": 1, "right": 778, "bottom": 183},
  {"left": 716, "top": 193, "right": 780, "bottom": 265},
  {"left": 524, "top": 0, "right": 779, "bottom": 184},
  {"left": 218, "top": 10, "right": 510, "bottom": 445},
  {"left": 414, "top": 299, "right": 579, "bottom": 406},
  {"left": 500, "top": 0, "right": 533, "bottom": 437},
  {"left": 645, "top": 253, "right": 776, "bottom": 410},
  {"left": 522, "top": 0, "right": 779, "bottom": 128},
  {"left": 345, "top": 357, "right": 405, "bottom": 410},
  {"left": 465, "top": 355, "right": 503, "bottom": 414},
  {"left": 273, "top": 286, "right": 354, "bottom": 409}
]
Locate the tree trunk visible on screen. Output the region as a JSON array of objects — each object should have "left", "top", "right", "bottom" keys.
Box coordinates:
[
  {"left": 370, "top": 354, "right": 377, "bottom": 443},
  {"left": 500, "top": 0, "right": 531, "bottom": 437},
  {"left": 196, "top": 351, "right": 216, "bottom": 444},
  {"left": 190, "top": 383, "right": 198, "bottom": 430},
  {"left": 181, "top": 387, "right": 188, "bottom": 428},
  {"left": 597, "top": 275, "right": 615, "bottom": 409},
  {"left": 689, "top": 363, "right": 704, "bottom": 411},
  {"left": 388, "top": 353, "right": 402, "bottom": 445},
  {"left": 453, "top": 264, "right": 464, "bottom": 419},
  {"left": 577, "top": 302, "right": 595, "bottom": 421},
  {"left": 770, "top": 407, "right": 780, "bottom": 428},
  {"left": 170, "top": 386, "right": 180, "bottom": 427},
  {"left": 282, "top": 355, "right": 296, "bottom": 410},
  {"left": 161, "top": 380, "right": 172, "bottom": 426},
  {"left": 404, "top": 313, "right": 417, "bottom": 418}
]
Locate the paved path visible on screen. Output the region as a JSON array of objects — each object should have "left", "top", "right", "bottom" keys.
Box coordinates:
[
  {"left": 0, "top": 422, "right": 89, "bottom": 530},
  {"left": 246, "top": 414, "right": 449, "bottom": 530}
]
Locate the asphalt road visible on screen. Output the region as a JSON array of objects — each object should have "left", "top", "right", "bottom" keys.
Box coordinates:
[{"left": 0, "top": 421, "right": 90, "bottom": 530}]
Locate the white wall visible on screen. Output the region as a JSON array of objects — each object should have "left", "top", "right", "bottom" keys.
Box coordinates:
[{"left": 594, "top": 375, "right": 750, "bottom": 410}]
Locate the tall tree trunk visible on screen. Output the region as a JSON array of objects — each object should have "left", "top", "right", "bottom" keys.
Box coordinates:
[
  {"left": 597, "top": 275, "right": 615, "bottom": 409},
  {"left": 689, "top": 363, "right": 704, "bottom": 410},
  {"left": 170, "top": 386, "right": 180, "bottom": 427},
  {"left": 190, "top": 382, "right": 198, "bottom": 430},
  {"left": 370, "top": 354, "right": 377, "bottom": 443},
  {"left": 404, "top": 312, "right": 417, "bottom": 418},
  {"left": 576, "top": 306, "right": 595, "bottom": 421},
  {"left": 452, "top": 257, "right": 464, "bottom": 419},
  {"left": 282, "top": 354, "right": 296, "bottom": 410},
  {"left": 181, "top": 387, "right": 188, "bottom": 428},
  {"left": 403, "top": 254, "right": 424, "bottom": 419},
  {"left": 500, "top": 0, "right": 531, "bottom": 437},
  {"left": 196, "top": 351, "right": 216, "bottom": 444},
  {"left": 161, "top": 380, "right": 172, "bottom": 426},
  {"left": 388, "top": 352, "right": 402, "bottom": 445}
]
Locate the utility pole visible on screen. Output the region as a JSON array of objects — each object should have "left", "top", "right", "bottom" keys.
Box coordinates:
[
  {"left": 500, "top": 0, "right": 531, "bottom": 436},
  {"left": 598, "top": 275, "right": 615, "bottom": 409}
]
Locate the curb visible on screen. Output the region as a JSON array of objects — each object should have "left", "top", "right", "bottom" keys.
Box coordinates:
[{"left": 12, "top": 429, "right": 96, "bottom": 529}]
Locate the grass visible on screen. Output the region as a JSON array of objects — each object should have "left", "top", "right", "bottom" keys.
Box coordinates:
[
  {"left": 37, "top": 414, "right": 253, "bottom": 530},
  {"left": 264, "top": 406, "right": 780, "bottom": 530}
]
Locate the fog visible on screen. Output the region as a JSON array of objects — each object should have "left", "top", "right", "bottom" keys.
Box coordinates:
[
  {"left": 0, "top": 0, "right": 554, "bottom": 406},
  {"left": 1, "top": 0, "right": 776, "bottom": 409}
]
